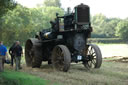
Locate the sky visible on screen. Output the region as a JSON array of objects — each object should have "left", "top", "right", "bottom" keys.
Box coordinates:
[{"left": 15, "top": 0, "right": 128, "bottom": 19}]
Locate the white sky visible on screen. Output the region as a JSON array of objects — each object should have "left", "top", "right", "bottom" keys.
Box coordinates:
[{"left": 15, "top": 0, "right": 128, "bottom": 19}]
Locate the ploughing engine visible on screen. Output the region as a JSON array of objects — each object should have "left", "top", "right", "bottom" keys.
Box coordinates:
[{"left": 25, "top": 3, "right": 102, "bottom": 72}]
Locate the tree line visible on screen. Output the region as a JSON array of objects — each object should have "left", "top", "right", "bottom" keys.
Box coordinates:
[
  {"left": 0, "top": 0, "right": 128, "bottom": 46},
  {"left": 91, "top": 14, "right": 128, "bottom": 40}
]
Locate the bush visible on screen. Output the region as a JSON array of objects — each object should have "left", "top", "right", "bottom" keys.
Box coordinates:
[{"left": 88, "top": 38, "right": 126, "bottom": 44}]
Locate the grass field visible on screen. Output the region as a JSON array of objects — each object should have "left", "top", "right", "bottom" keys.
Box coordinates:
[
  {"left": 4, "top": 61, "right": 128, "bottom": 85},
  {"left": 0, "top": 69, "right": 57, "bottom": 85},
  {"left": 2, "top": 44, "right": 128, "bottom": 85},
  {"left": 98, "top": 44, "right": 128, "bottom": 57}
]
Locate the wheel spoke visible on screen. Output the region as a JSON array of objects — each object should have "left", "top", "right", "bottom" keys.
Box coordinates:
[
  {"left": 54, "top": 47, "right": 64, "bottom": 69},
  {"left": 92, "top": 59, "right": 96, "bottom": 65},
  {"left": 90, "top": 47, "right": 93, "bottom": 54},
  {"left": 52, "top": 45, "right": 71, "bottom": 72},
  {"left": 83, "top": 44, "right": 102, "bottom": 69},
  {"left": 55, "top": 60, "right": 64, "bottom": 71},
  {"left": 92, "top": 52, "right": 96, "bottom": 55},
  {"left": 87, "top": 61, "right": 92, "bottom": 68},
  {"left": 88, "top": 48, "right": 92, "bottom": 54},
  {"left": 88, "top": 47, "right": 94, "bottom": 55},
  {"left": 56, "top": 48, "right": 61, "bottom": 56},
  {"left": 54, "top": 60, "right": 60, "bottom": 64},
  {"left": 91, "top": 61, "right": 95, "bottom": 68},
  {"left": 56, "top": 47, "right": 64, "bottom": 58}
]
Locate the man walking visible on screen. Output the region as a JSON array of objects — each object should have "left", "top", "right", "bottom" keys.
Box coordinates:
[
  {"left": 13, "top": 41, "right": 23, "bottom": 71},
  {"left": 9, "top": 42, "right": 16, "bottom": 67},
  {"left": 0, "top": 41, "right": 8, "bottom": 72}
]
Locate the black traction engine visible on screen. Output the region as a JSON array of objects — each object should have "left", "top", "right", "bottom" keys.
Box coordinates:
[{"left": 25, "top": 3, "right": 102, "bottom": 72}]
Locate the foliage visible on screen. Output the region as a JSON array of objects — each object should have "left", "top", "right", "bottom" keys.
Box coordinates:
[
  {"left": 88, "top": 38, "right": 125, "bottom": 44},
  {"left": 0, "top": 4, "right": 64, "bottom": 46},
  {"left": 43, "top": 0, "right": 61, "bottom": 8},
  {"left": 91, "top": 14, "right": 121, "bottom": 38},
  {"left": 0, "top": 0, "right": 17, "bottom": 43},
  {"left": 115, "top": 20, "right": 128, "bottom": 40},
  {"left": 0, "top": 1, "right": 128, "bottom": 46},
  {"left": 0, "top": 0, "right": 17, "bottom": 17}
]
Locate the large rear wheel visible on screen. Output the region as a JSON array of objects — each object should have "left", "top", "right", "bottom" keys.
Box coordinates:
[
  {"left": 83, "top": 44, "right": 102, "bottom": 69},
  {"left": 52, "top": 45, "right": 71, "bottom": 72},
  {"left": 25, "top": 38, "right": 43, "bottom": 68}
]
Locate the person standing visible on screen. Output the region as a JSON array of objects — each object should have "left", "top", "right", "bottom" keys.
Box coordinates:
[
  {"left": 9, "top": 42, "right": 16, "bottom": 67},
  {"left": 13, "top": 41, "right": 23, "bottom": 71},
  {"left": 0, "top": 41, "right": 8, "bottom": 72}
]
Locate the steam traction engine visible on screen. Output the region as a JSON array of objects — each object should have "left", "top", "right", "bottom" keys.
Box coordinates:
[{"left": 25, "top": 3, "right": 102, "bottom": 72}]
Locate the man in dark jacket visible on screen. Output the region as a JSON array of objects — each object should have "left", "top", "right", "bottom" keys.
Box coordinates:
[
  {"left": 13, "top": 41, "right": 23, "bottom": 71},
  {"left": 9, "top": 42, "right": 16, "bottom": 67}
]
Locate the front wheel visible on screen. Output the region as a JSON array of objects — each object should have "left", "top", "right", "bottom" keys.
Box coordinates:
[
  {"left": 52, "top": 45, "right": 71, "bottom": 72},
  {"left": 83, "top": 44, "right": 102, "bottom": 69}
]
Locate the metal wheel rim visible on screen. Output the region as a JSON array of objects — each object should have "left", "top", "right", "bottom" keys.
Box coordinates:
[
  {"left": 84, "top": 45, "right": 97, "bottom": 69},
  {"left": 53, "top": 46, "right": 65, "bottom": 71}
]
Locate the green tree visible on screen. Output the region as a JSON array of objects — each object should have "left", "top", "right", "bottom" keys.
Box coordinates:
[
  {"left": 1, "top": 4, "right": 64, "bottom": 45},
  {"left": 0, "top": 0, "right": 17, "bottom": 43},
  {"left": 115, "top": 20, "right": 128, "bottom": 40},
  {"left": 103, "top": 18, "right": 121, "bottom": 37},
  {"left": 43, "top": 0, "right": 61, "bottom": 8},
  {"left": 0, "top": 0, "right": 17, "bottom": 17},
  {"left": 1, "top": 5, "right": 32, "bottom": 45},
  {"left": 91, "top": 14, "right": 107, "bottom": 37},
  {"left": 91, "top": 14, "right": 121, "bottom": 38},
  {"left": 41, "top": 6, "right": 64, "bottom": 28}
]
